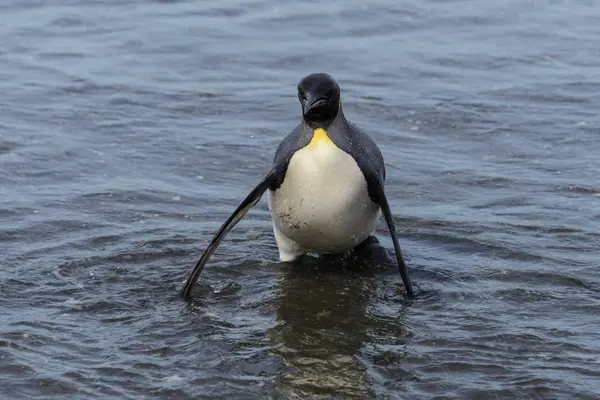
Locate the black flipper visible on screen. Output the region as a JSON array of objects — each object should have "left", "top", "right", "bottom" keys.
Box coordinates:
[
  {"left": 378, "top": 189, "right": 414, "bottom": 297},
  {"left": 182, "top": 171, "right": 275, "bottom": 298}
]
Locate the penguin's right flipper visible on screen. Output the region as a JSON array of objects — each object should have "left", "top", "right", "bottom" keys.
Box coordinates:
[
  {"left": 182, "top": 170, "right": 275, "bottom": 298},
  {"left": 376, "top": 187, "right": 414, "bottom": 298}
]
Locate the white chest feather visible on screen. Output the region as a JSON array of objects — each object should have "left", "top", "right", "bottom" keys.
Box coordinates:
[{"left": 267, "top": 135, "right": 380, "bottom": 254}]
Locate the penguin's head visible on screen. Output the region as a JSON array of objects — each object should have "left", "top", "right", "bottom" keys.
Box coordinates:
[{"left": 298, "top": 73, "right": 341, "bottom": 129}]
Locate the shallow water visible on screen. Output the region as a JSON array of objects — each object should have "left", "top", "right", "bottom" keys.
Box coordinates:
[{"left": 2, "top": 0, "right": 600, "bottom": 398}]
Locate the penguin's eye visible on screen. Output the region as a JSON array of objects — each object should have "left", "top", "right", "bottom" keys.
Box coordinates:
[{"left": 298, "top": 90, "right": 306, "bottom": 101}]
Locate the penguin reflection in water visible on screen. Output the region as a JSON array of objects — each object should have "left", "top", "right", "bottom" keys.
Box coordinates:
[{"left": 182, "top": 73, "right": 413, "bottom": 298}]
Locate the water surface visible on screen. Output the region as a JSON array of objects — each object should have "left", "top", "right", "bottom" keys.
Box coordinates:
[{"left": 1, "top": 0, "right": 600, "bottom": 398}]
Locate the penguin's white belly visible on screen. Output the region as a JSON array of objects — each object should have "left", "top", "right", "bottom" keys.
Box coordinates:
[{"left": 267, "top": 142, "right": 380, "bottom": 259}]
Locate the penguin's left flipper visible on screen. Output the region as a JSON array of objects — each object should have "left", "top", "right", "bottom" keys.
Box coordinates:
[
  {"left": 182, "top": 170, "right": 275, "bottom": 298},
  {"left": 375, "top": 185, "right": 414, "bottom": 298}
]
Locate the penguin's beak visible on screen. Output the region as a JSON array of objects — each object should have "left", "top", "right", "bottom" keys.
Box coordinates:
[{"left": 303, "top": 96, "right": 330, "bottom": 118}]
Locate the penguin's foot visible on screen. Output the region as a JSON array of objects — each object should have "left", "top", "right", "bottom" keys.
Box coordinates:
[
  {"left": 351, "top": 235, "right": 393, "bottom": 262},
  {"left": 279, "top": 250, "right": 305, "bottom": 263},
  {"left": 272, "top": 223, "right": 306, "bottom": 262}
]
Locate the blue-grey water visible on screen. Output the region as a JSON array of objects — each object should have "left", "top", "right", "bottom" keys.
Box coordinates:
[{"left": 2, "top": 0, "right": 600, "bottom": 399}]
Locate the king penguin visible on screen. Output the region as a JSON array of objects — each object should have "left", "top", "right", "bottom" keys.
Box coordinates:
[{"left": 182, "top": 73, "right": 413, "bottom": 298}]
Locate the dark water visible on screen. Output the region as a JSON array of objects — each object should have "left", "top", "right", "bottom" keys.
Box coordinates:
[{"left": 2, "top": 0, "right": 600, "bottom": 398}]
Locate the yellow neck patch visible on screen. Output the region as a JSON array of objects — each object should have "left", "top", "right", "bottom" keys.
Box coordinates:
[{"left": 308, "top": 128, "right": 335, "bottom": 150}]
